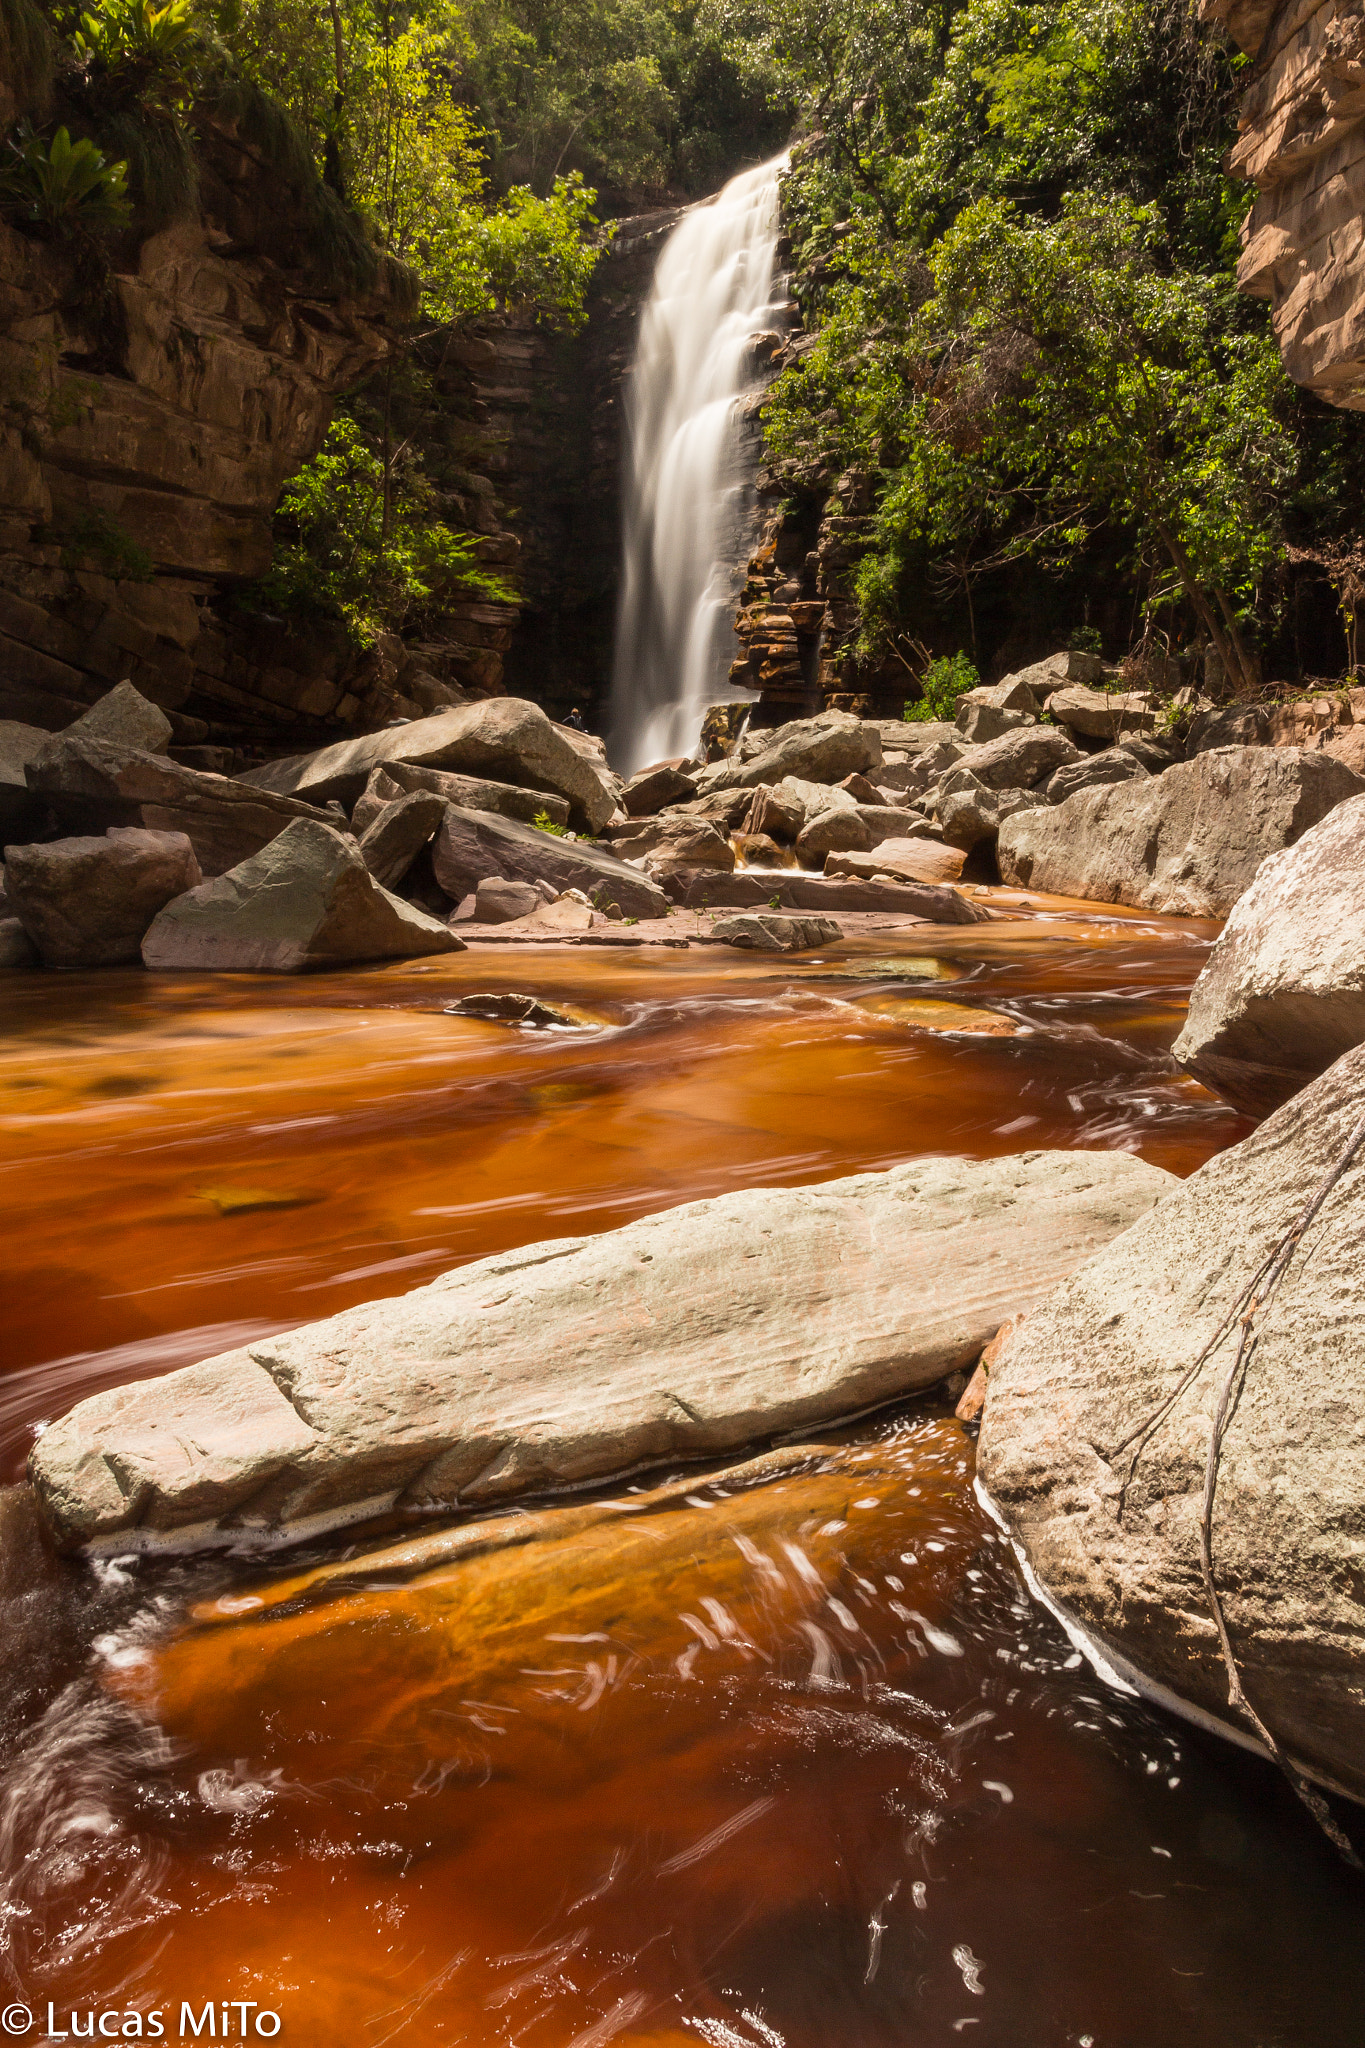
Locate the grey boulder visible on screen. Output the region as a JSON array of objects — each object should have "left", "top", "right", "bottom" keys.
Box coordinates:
[
  {"left": 623, "top": 764, "right": 698, "bottom": 816},
  {"left": 1173, "top": 792, "right": 1365, "bottom": 1115},
  {"left": 0, "top": 720, "right": 51, "bottom": 839},
  {"left": 979, "top": 1044, "right": 1365, "bottom": 1802},
  {"left": 4, "top": 827, "right": 201, "bottom": 967},
  {"left": 1047, "top": 684, "right": 1158, "bottom": 739},
  {"left": 350, "top": 760, "right": 570, "bottom": 834},
  {"left": 142, "top": 819, "right": 461, "bottom": 972},
  {"left": 30, "top": 1148, "right": 1174, "bottom": 1553},
  {"left": 795, "top": 806, "right": 873, "bottom": 867},
  {"left": 616, "top": 813, "right": 735, "bottom": 872},
  {"left": 826, "top": 838, "right": 966, "bottom": 886},
  {"left": 696, "top": 711, "right": 882, "bottom": 794},
  {"left": 661, "top": 867, "right": 990, "bottom": 922},
  {"left": 998, "top": 746, "right": 1365, "bottom": 916},
  {"left": 950, "top": 725, "right": 1081, "bottom": 793},
  {"left": 0, "top": 917, "right": 38, "bottom": 968},
  {"left": 1043, "top": 750, "right": 1150, "bottom": 806},
  {"left": 954, "top": 682, "right": 1039, "bottom": 745},
  {"left": 742, "top": 783, "right": 806, "bottom": 843},
  {"left": 26, "top": 734, "right": 344, "bottom": 877},
  {"left": 355, "top": 790, "right": 447, "bottom": 890},
  {"left": 710, "top": 913, "right": 843, "bottom": 951},
  {"left": 471, "top": 877, "right": 547, "bottom": 923},
  {"left": 432, "top": 805, "right": 668, "bottom": 920},
  {"left": 63, "top": 680, "right": 172, "bottom": 755},
  {"left": 241, "top": 698, "right": 615, "bottom": 832},
  {"left": 938, "top": 779, "right": 1048, "bottom": 853}
]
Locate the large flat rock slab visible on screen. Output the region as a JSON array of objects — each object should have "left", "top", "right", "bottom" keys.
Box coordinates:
[
  {"left": 979, "top": 1044, "right": 1365, "bottom": 1800},
  {"left": 1173, "top": 792, "right": 1365, "bottom": 1116},
  {"left": 663, "top": 867, "right": 990, "bottom": 922},
  {"left": 241, "top": 699, "right": 615, "bottom": 832},
  {"left": 30, "top": 1149, "right": 1173, "bottom": 1554},
  {"left": 997, "top": 746, "right": 1365, "bottom": 915}
]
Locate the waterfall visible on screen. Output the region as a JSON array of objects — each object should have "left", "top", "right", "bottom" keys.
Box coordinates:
[{"left": 608, "top": 155, "right": 788, "bottom": 774}]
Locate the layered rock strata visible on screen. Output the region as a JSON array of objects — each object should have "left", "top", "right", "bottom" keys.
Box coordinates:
[{"left": 1205, "top": 0, "right": 1365, "bottom": 407}]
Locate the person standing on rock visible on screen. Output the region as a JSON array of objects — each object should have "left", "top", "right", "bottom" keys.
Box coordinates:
[{"left": 564, "top": 707, "right": 587, "bottom": 732}]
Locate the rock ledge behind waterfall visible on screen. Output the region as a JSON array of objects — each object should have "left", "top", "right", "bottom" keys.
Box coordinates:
[{"left": 29, "top": 1150, "right": 1173, "bottom": 1554}]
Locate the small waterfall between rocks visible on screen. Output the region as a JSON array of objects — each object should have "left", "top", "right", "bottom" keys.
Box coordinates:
[{"left": 608, "top": 155, "right": 788, "bottom": 773}]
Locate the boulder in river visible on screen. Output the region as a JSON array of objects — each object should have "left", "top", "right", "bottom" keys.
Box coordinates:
[
  {"left": 978, "top": 1043, "right": 1365, "bottom": 1802},
  {"left": 710, "top": 913, "right": 843, "bottom": 951},
  {"left": 696, "top": 711, "right": 882, "bottom": 794},
  {"left": 614, "top": 813, "right": 735, "bottom": 872},
  {"left": 743, "top": 783, "right": 805, "bottom": 843},
  {"left": 1173, "top": 792, "right": 1365, "bottom": 1115},
  {"left": 26, "top": 734, "right": 345, "bottom": 876},
  {"left": 355, "top": 789, "right": 447, "bottom": 890},
  {"left": 998, "top": 746, "right": 1365, "bottom": 915},
  {"left": 142, "top": 818, "right": 461, "bottom": 972},
  {"left": 794, "top": 805, "right": 873, "bottom": 866},
  {"left": 351, "top": 761, "right": 569, "bottom": 834},
  {"left": 240, "top": 699, "right": 615, "bottom": 832},
  {"left": 29, "top": 1148, "right": 1175, "bottom": 1553},
  {"left": 4, "top": 827, "right": 201, "bottom": 967},
  {"left": 433, "top": 805, "right": 668, "bottom": 920}
]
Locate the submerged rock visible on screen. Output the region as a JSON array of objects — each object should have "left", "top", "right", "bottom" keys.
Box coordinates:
[
  {"left": 240, "top": 698, "right": 615, "bottom": 832},
  {"left": 432, "top": 806, "right": 668, "bottom": 920},
  {"left": 709, "top": 913, "right": 842, "bottom": 951},
  {"left": 444, "top": 992, "right": 585, "bottom": 1026},
  {"left": 141, "top": 818, "right": 461, "bottom": 972},
  {"left": 979, "top": 1044, "right": 1365, "bottom": 1801},
  {"left": 4, "top": 827, "right": 201, "bottom": 968},
  {"left": 1173, "top": 792, "right": 1365, "bottom": 1115},
  {"left": 29, "top": 1148, "right": 1174, "bottom": 1553},
  {"left": 998, "top": 747, "right": 1365, "bottom": 915}
]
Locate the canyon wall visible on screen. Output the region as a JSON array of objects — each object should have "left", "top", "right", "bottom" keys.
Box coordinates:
[{"left": 1208, "top": 0, "right": 1365, "bottom": 408}]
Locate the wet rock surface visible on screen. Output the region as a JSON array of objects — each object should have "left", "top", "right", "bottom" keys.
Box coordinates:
[
  {"left": 29, "top": 1148, "right": 1174, "bottom": 1552},
  {"left": 980, "top": 1043, "right": 1365, "bottom": 1801},
  {"left": 1173, "top": 792, "right": 1365, "bottom": 1114}
]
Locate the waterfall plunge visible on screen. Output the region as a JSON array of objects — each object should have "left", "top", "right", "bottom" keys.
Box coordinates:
[{"left": 608, "top": 155, "right": 788, "bottom": 774}]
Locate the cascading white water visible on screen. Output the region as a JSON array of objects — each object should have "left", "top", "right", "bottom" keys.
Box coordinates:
[{"left": 608, "top": 155, "right": 788, "bottom": 774}]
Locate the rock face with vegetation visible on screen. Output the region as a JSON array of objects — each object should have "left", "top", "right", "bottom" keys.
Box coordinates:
[
  {"left": 979, "top": 1045, "right": 1365, "bottom": 1803},
  {"left": 1173, "top": 792, "right": 1365, "bottom": 1112},
  {"left": 29, "top": 1148, "right": 1173, "bottom": 1552}
]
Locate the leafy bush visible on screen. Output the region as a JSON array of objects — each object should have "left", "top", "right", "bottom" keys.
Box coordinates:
[
  {"left": 0, "top": 123, "right": 131, "bottom": 232},
  {"left": 905, "top": 650, "right": 979, "bottom": 722},
  {"left": 255, "top": 416, "right": 517, "bottom": 643}
]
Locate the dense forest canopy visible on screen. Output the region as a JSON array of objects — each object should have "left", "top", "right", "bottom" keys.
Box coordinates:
[{"left": 1, "top": 0, "right": 1360, "bottom": 684}]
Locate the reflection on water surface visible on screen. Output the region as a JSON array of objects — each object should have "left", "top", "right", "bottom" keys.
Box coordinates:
[{"left": 1, "top": 895, "right": 1359, "bottom": 2043}]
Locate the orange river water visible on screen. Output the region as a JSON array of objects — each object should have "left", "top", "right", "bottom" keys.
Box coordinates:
[{"left": 0, "top": 892, "right": 1361, "bottom": 2047}]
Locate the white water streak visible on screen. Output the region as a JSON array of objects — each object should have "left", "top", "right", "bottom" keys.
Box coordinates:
[{"left": 609, "top": 156, "right": 787, "bottom": 772}]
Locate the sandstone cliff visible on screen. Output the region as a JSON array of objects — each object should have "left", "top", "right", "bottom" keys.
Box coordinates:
[{"left": 1207, "top": 0, "right": 1365, "bottom": 408}]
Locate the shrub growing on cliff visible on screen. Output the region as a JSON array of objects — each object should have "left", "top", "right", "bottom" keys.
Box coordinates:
[
  {"left": 257, "top": 415, "right": 515, "bottom": 644},
  {"left": 0, "top": 121, "right": 130, "bottom": 230},
  {"left": 905, "top": 650, "right": 977, "bottom": 721}
]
